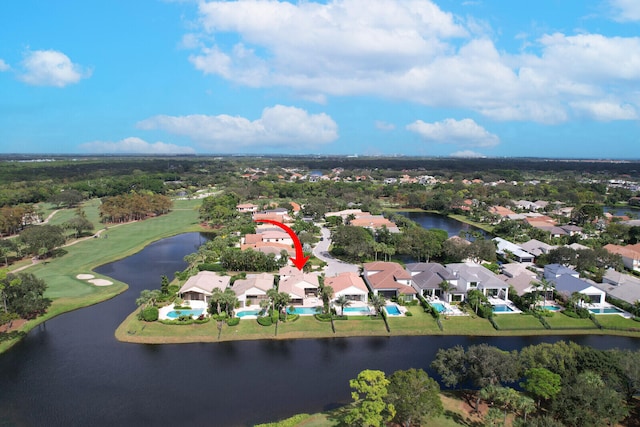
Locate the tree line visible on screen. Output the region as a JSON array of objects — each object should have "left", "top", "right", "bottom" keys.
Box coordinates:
[
  {"left": 430, "top": 341, "right": 638, "bottom": 427},
  {"left": 99, "top": 192, "right": 172, "bottom": 223}
]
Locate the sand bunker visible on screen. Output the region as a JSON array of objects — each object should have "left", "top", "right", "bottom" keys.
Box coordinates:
[
  {"left": 76, "top": 274, "right": 95, "bottom": 280},
  {"left": 88, "top": 279, "right": 113, "bottom": 286}
]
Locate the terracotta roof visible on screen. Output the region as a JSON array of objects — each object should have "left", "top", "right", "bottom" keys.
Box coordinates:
[
  {"left": 604, "top": 243, "right": 640, "bottom": 260},
  {"left": 325, "top": 272, "right": 368, "bottom": 294},
  {"left": 363, "top": 262, "right": 416, "bottom": 294},
  {"left": 244, "top": 234, "right": 262, "bottom": 244}
]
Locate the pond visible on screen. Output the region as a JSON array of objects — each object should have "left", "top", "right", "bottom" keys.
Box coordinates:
[
  {"left": 398, "top": 211, "right": 486, "bottom": 238},
  {"left": 0, "top": 233, "right": 638, "bottom": 427}
]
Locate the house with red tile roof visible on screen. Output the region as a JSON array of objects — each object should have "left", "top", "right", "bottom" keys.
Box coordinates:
[
  {"left": 604, "top": 243, "right": 640, "bottom": 272},
  {"left": 325, "top": 272, "right": 369, "bottom": 303},
  {"left": 362, "top": 262, "right": 416, "bottom": 300}
]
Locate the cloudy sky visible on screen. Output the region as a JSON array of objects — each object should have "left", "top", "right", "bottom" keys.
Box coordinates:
[{"left": 1, "top": 0, "right": 639, "bottom": 158}]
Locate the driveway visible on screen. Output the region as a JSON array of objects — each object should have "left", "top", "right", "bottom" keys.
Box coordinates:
[{"left": 313, "top": 226, "right": 360, "bottom": 277}]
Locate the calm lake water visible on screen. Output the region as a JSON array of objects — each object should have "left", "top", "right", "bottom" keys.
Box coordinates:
[
  {"left": 398, "top": 211, "right": 485, "bottom": 237},
  {"left": 0, "top": 232, "right": 639, "bottom": 427}
]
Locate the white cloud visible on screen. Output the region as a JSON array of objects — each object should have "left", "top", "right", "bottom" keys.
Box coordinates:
[
  {"left": 450, "top": 150, "right": 486, "bottom": 158},
  {"left": 375, "top": 121, "right": 395, "bottom": 131},
  {"left": 137, "top": 105, "right": 338, "bottom": 150},
  {"left": 406, "top": 118, "right": 499, "bottom": 147},
  {"left": 609, "top": 0, "right": 640, "bottom": 22},
  {"left": 19, "top": 50, "right": 90, "bottom": 87},
  {"left": 570, "top": 100, "right": 637, "bottom": 121},
  {"left": 79, "top": 137, "right": 196, "bottom": 154},
  {"left": 0, "top": 59, "right": 10, "bottom": 72},
  {"left": 187, "top": 0, "right": 640, "bottom": 124}
]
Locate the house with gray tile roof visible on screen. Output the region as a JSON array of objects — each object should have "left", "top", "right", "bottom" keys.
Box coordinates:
[
  {"left": 595, "top": 269, "right": 640, "bottom": 305},
  {"left": 406, "top": 262, "right": 457, "bottom": 299},
  {"left": 446, "top": 262, "right": 510, "bottom": 302},
  {"left": 544, "top": 264, "right": 605, "bottom": 305}
]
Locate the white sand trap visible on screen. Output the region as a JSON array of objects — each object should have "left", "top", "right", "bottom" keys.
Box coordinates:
[
  {"left": 88, "top": 279, "right": 113, "bottom": 286},
  {"left": 76, "top": 274, "right": 95, "bottom": 280}
]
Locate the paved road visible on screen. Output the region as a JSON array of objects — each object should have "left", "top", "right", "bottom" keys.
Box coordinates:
[{"left": 312, "top": 226, "right": 360, "bottom": 277}]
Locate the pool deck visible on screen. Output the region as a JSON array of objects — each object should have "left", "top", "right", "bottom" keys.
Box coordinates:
[
  {"left": 333, "top": 300, "right": 372, "bottom": 316},
  {"left": 426, "top": 297, "right": 467, "bottom": 316},
  {"left": 489, "top": 297, "right": 522, "bottom": 314},
  {"left": 158, "top": 300, "right": 208, "bottom": 320}
]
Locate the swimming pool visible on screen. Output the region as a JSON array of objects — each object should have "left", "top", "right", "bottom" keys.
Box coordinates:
[
  {"left": 236, "top": 309, "right": 263, "bottom": 318},
  {"left": 166, "top": 309, "right": 204, "bottom": 319},
  {"left": 542, "top": 305, "right": 561, "bottom": 311},
  {"left": 342, "top": 306, "right": 371, "bottom": 315},
  {"left": 430, "top": 302, "right": 446, "bottom": 313},
  {"left": 492, "top": 304, "right": 514, "bottom": 313},
  {"left": 288, "top": 306, "right": 322, "bottom": 315},
  {"left": 589, "top": 306, "right": 625, "bottom": 314},
  {"left": 384, "top": 305, "right": 402, "bottom": 316}
]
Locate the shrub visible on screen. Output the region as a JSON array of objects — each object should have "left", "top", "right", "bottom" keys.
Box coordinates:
[
  {"left": 141, "top": 306, "right": 159, "bottom": 322},
  {"left": 197, "top": 263, "right": 225, "bottom": 272},
  {"left": 405, "top": 311, "right": 413, "bottom": 316},
  {"left": 257, "top": 316, "right": 273, "bottom": 326},
  {"left": 227, "top": 317, "right": 240, "bottom": 326},
  {"left": 315, "top": 313, "right": 333, "bottom": 322},
  {"left": 287, "top": 314, "right": 300, "bottom": 322}
]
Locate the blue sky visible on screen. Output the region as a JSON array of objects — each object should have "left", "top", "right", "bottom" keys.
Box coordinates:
[{"left": 1, "top": 0, "right": 639, "bottom": 158}]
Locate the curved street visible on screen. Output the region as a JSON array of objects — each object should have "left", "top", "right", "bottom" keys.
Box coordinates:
[{"left": 312, "top": 226, "right": 360, "bottom": 277}]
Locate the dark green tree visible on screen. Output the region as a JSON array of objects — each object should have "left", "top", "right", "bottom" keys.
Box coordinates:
[
  {"left": 341, "top": 369, "right": 395, "bottom": 427},
  {"left": 386, "top": 368, "right": 443, "bottom": 427}
]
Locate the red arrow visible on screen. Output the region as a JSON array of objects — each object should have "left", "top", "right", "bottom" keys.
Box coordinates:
[{"left": 254, "top": 219, "right": 310, "bottom": 270}]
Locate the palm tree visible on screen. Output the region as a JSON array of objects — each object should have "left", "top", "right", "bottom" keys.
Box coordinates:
[
  {"left": 209, "top": 288, "right": 224, "bottom": 315},
  {"left": 536, "top": 277, "right": 555, "bottom": 303},
  {"left": 438, "top": 280, "right": 454, "bottom": 302},
  {"left": 335, "top": 295, "right": 352, "bottom": 316},
  {"left": 221, "top": 288, "right": 238, "bottom": 317},
  {"left": 369, "top": 294, "right": 386, "bottom": 316},
  {"left": 320, "top": 285, "right": 334, "bottom": 315},
  {"left": 633, "top": 299, "right": 640, "bottom": 317},
  {"left": 513, "top": 395, "right": 536, "bottom": 423}
]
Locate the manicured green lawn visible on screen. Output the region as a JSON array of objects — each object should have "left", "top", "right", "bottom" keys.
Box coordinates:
[
  {"left": 440, "top": 315, "right": 496, "bottom": 335},
  {"left": 597, "top": 315, "right": 640, "bottom": 331},
  {"left": 545, "top": 312, "right": 598, "bottom": 330},
  {"left": 387, "top": 308, "right": 441, "bottom": 335},
  {"left": 1, "top": 199, "right": 204, "bottom": 353},
  {"left": 493, "top": 313, "right": 546, "bottom": 330}
]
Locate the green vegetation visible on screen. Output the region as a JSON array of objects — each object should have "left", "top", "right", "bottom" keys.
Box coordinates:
[{"left": 0, "top": 198, "right": 202, "bottom": 353}]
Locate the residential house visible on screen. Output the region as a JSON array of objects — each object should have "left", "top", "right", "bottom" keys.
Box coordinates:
[
  {"left": 362, "top": 261, "right": 416, "bottom": 300},
  {"left": 232, "top": 273, "right": 274, "bottom": 307},
  {"left": 544, "top": 264, "right": 605, "bottom": 305},
  {"left": 493, "top": 237, "right": 535, "bottom": 263},
  {"left": 278, "top": 272, "right": 320, "bottom": 305},
  {"left": 498, "top": 263, "right": 539, "bottom": 296},
  {"left": 406, "top": 262, "right": 457, "bottom": 299},
  {"left": 236, "top": 203, "right": 258, "bottom": 213},
  {"left": 603, "top": 243, "right": 640, "bottom": 272},
  {"left": 446, "top": 262, "right": 510, "bottom": 302},
  {"left": 595, "top": 269, "right": 640, "bottom": 305},
  {"left": 325, "top": 272, "right": 369, "bottom": 303},
  {"left": 519, "top": 239, "right": 556, "bottom": 257},
  {"left": 178, "top": 271, "right": 231, "bottom": 303}
]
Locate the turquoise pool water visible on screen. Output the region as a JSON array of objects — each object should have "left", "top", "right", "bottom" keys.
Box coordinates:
[
  {"left": 430, "top": 302, "right": 446, "bottom": 313},
  {"left": 589, "top": 306, "right": 625, "bottom": 314},
  {"left": 492, "top": 304, "right": 514, "bottom": 313},
  {"left": 236, "top": 309, "right": 262, "bottom": 318},
  {"left": 288, "top": 306, "right": 322, "bottom": 315},
  {"left": 166, "top": 309, "right": 204, "bottom": 319},
  {"left": 342, "top": 306, "right": 371, "bottom": 315},
  {"left": 542, "top": 305, "right": 561, "bottom": 311},
  {"left": 384, "top": 305, "right": 402, "bottom": 316}
]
